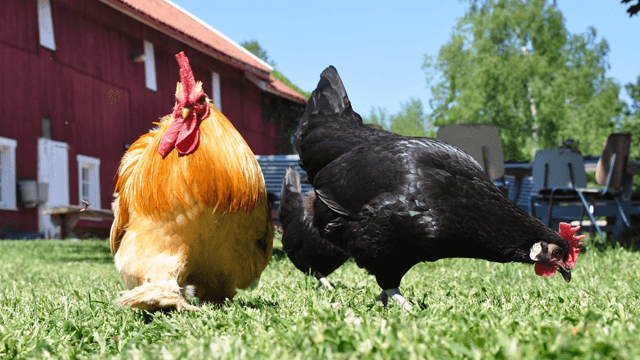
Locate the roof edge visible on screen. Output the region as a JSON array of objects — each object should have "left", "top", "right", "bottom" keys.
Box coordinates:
[
  {"left": 245, "top": 72, "right": 269, "bottom": 91},
  {"left": 162, "top": 0, "right": 274, "bottom": 73},
  {"left": 246, "top": 73, "right": 307, "bottom": 104},
  {"left": 97, "top": 0, "right": 272, "bottom": 79}
]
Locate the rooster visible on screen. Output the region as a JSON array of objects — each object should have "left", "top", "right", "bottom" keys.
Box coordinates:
[
  {"left": 279, "top": 166, "right": 350, "bottom": 289},
  {"left": 294, "top": 66, "right": 583, "bottom": 311},
  {"left": 110, "top": 52, "right": 274, "bottom": 311}
]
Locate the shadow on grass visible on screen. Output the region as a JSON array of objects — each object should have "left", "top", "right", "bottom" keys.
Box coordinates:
[
  {"left": 580, "top": 214, "right": 640, "bottom": 252},
  {"left": 616, "top": 217, "right": 640, "bottom": 250},
  {"left": 52, "top": 241, "right": 114, "bottom": 264},
  {"left": 137, "top": 296, "right": 281, "bottom": 323},
  {"left": 592, "top": 233, "right": 640, "bottom": 252},
  {"left": 232, "top": 297, "right": 280, "bottom": 310},
  {"left": 271, "top": 247, "right": 287, "bottom": 261}
]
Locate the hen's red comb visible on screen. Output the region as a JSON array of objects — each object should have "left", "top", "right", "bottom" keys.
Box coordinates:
[{"left": 558, "top": 222, "right": 585, "bottom": 269}]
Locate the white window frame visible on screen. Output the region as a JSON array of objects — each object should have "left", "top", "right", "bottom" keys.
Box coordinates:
[
  {"left": 37, "top": 0, "right": 56, "bottom": 51},
  {"left": 212, "top": 71, "right": 222, "bottom": 111},
  {"left": 76, "top": 155, "right": 101, "bottom": 209},
  {"left": 0, "top": 137, "right": 18, "bottom": 211},
  {"left": 144, "top": 40, "right": 157, "bottom": 91}
]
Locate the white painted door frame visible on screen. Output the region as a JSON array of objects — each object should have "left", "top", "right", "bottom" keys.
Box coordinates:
[{"left": 38, "top": 138, "right": 70, "bottom": 238}]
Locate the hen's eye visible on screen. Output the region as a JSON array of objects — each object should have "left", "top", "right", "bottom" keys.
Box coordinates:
[{"left": 552, "top": 248, "right": 561, "bottom": 257}]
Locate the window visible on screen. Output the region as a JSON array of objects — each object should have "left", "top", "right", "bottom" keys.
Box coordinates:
[
  {"left": 144, "top": 40, "right": 157, "bottom": 91},
  {"left": 37, "top": 0, "right": 56, "bottom": 51},
  {"left": 76, "top": 155, "right": 101, "bottom": 209},
  {"left": 0, "top": 137, "right": 18, "bottom": 210},
  {"left": 41, "top": 117, "right": 52, "bottom": 139},
  {"left": 81, "top": 167, "right": 90, "bottom": 203},
  {"left": 212, "top": 71, "right": 222, "bottom": 111}
]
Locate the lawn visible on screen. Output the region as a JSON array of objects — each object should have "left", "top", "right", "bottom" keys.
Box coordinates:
[{"left": 1, "top": 234, "right": 639, "bottom": 359}]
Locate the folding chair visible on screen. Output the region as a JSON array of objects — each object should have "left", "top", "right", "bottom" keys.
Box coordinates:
[
  {"left": 436, "top": 124, "right": 508, "bottom": 194},
  {"left": 530, "top": 134, "right": 632, "bottom": 239}
]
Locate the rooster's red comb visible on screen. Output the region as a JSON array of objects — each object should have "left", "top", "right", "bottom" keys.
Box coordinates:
[
  {"left": 157, "top": 52, "right": 208, "bottom": 157},
  {"left": 176, "top": 52, "right": 196, "bottom": 101}
]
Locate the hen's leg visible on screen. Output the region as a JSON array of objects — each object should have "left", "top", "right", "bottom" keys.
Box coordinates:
[
  {"left": 383, "top": 288, "right": 412, "bottom": 311},
  {"left": 313, "top": 269, "right": 334, "bottom": 290},
  {"left": 318, "top": 277, "right": 334, "bottom": 290},
  {"left": 375, "top": 288, "right": 412, "bottom": 311},
  {"left": 375, "top": 290, "right": 388, "bottom": 306}
]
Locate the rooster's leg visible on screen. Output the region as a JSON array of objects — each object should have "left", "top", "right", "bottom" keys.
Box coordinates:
[{"left": 116, "top": 278, "right": 200, "bottom": 312}]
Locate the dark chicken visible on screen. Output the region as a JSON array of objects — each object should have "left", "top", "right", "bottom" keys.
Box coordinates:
[
  {"left": 279, "top": 166, "right": 350, "bottom": 289},
  {"left": 294, "top": 66, "right": 582, "bottom": 310}
]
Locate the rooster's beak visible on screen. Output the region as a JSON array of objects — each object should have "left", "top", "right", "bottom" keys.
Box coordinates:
[{"left": 182, "top": 108, "right": 192, "bottom": 119}]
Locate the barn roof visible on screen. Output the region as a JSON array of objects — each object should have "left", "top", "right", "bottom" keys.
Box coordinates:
[
  {"left": 266, "top": 76, "right": 308, "bottom": 104},
  {"left": 99, "top": 0, "right": 306, "bottom": 103},
  {"left": 245, "top": 73, "right": 307, "bottom": 105}
]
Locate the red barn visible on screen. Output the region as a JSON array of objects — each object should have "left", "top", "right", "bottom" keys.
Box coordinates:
[{"left": 0, "top": 0, "right": 306, "bottom": 238}]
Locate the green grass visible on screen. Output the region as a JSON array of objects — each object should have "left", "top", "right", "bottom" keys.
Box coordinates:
[{"left": 1, "top": 235, "right": 640, "bottom": 359}]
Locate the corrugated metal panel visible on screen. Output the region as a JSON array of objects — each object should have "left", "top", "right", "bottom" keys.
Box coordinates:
[
  {"left": 504, "top": 177, "right": 534, "bottom": 213},
  {"left": 256, "top": 155, "right": 314, "bottom": 217}
]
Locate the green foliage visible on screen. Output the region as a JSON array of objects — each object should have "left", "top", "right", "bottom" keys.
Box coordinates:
[
  {"left": 240, "top": 39, "right": 308, "bottom": 154},
  {"left": 240, "top": 39, "right": 275, "bottom": 67},
  {"left": 3, "top": 236, "right": 640, "bottom": 358},
  {"left": 621, "top": 0, "right": 640, "bottom": 17},
  {"left": 425, "top": 0, "right": 624, "bottom": 161},
  {"left": 241, "top": 40, "right": 310, "bottom": 100},
  {"left": 363, "top": 98, "right": 436, "bottom": 137},
  {"left": 619, "top": 75, "right": 640, "bottom": 191},
  {"left": 271, "top": 70, "right": 311, "bottom": 99}
]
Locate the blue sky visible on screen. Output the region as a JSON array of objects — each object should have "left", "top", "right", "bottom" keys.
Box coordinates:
[{"left": 172, "top": 0, "right": 639, "bottom": 116}]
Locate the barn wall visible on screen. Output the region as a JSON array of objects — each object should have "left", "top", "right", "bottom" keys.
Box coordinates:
[{"left": 0, "top": 0, "right": 282, "bottom": 235}]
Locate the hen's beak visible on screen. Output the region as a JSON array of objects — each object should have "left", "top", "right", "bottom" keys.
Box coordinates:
[
  {"left": 558, "top": 265, "right": 571, "bottom": 282},
  {"left": 182, "top": 108, "right": 192, "bottom": 119}
]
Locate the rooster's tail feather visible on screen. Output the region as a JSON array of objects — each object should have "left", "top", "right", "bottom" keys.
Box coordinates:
[{"left": 110, "top": 131, "right": 158, "bottom": 255}]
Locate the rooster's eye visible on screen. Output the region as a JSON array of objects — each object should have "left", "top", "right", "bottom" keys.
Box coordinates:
[
  {"left": 552, "top": 248, "right": 561, "bottom": 257},
  {"left": 198, "top": 95, "right": 206, "bottom": 104}
]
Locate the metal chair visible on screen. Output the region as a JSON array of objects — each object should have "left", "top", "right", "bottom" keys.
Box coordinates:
[
  {"left": 436, "top": 124, "right": 508, "bottom": 195},
  {"left": 530, "top": 134, "right": 632, "bottom": 239}
]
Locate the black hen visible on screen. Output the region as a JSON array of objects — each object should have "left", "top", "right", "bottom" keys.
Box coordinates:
[
  {"left": 294, "top": 66, "right": 579, "bottom": 310},
  {"left": 278, "top": 166, "right": 350, "bottom": 289}
]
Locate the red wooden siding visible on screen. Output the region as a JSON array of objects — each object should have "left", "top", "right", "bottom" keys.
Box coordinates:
[{"left": 0, "top": 0, "right": 294, "bottom": 236}]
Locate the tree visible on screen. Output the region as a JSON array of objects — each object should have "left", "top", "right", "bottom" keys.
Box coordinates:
[
  {"left": 240, "top": 40, "right": 308, "bottom": 153},
  {"left": 619, "top": 75, "right": 640, "bottom": 191},
  {"left": 621, "top": 0, "right": 640, "bottom": 17},
  {"left": 424, "top": 0, "right": 624, "bottom": 161},
  {"left": 363, "top": 98, "right": 435, "bottom": 137},
  {"left": 241, "top": 39, "right": 275, "bottom": 67},
  {"left": 241, "top": 40, "right": 310, "bottom": 99}
]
